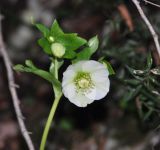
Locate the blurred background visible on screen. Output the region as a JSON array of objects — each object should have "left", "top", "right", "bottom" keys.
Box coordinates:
[{"left": 0, "top": 0, "right": 160, "bottom": 150}]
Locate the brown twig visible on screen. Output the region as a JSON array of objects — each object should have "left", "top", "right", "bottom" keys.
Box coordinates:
[
  {"left": 117, "top": 4, "right": 134, "bottom": 32},
  {"left": 0, "top": 15, "right": 35, "bottom": 150},
  {"left": 131, "top": 0, "right": 160, "bottom": 60}
]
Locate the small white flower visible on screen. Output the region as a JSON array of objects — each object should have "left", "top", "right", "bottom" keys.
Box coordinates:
[{"left": 62, "top": 60, "right": 110, "bottom": 107}]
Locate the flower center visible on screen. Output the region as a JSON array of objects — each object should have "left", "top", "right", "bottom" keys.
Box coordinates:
[
  {"left": 74, "top": 72, "right": 94, "bottom": 93},
  {"left": 78, "top": 78, "right": 90, "bottom": 89}
]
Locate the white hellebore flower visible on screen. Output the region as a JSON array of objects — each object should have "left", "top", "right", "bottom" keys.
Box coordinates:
[{"left": 62, "top": 60, "right": 110, "bottom": 107}]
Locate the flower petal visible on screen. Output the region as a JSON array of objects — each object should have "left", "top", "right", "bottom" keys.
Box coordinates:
[
  {"left": 62, "top": 83, "right": 76, "bottom": 99},
  {"left": 62, "top": 68, "right": 76, "bottom": 87},
  {"left": 94, "top": 78, "right": 110, "bottom": 100},
  {"left": 85, "top": 88, "right": 96, "bottom": 99},
  {"left": 82, "top": 60, "right": 108, "bottom": 75},
  {"left": 91, "top": 69, "right": 109, "bottom": 83},
  {"left": 69, "top": 93, "right": 94, "bottom": 107},
  {"left": 72, "top": 61, "right": 86, "bottom": 72}
]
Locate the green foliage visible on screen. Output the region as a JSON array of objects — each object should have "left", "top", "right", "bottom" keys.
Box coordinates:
[
  {"left": 36, "top": 20, "right": 87, "bottom": 58},
  {"left": 121, "top": 55, "right": 160, "bottom": 120},
  {"left": 35, "top": 23, "right": 50, "bottom": 37},
  {"left": 38, "top": 38, "right": 52, "bottom": 54},
  {"left": 100, "top": 18, "right": 160, "bottom": 121},
  {"left": 14, "top": 60, "right": 61, "bottom": 89},
  {"left": 100, "top": 59, "right": 115, "bottom": 75},
  {"left": 73, "top": 36, "right": 99, "bottom": 62}
]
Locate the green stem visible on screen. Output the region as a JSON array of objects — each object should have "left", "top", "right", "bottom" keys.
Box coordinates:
[
  {"left": 54, "top": 58, "right": 58, "bottom": 79},
  {"left": 40, "top": 93, "right": 62, "bottom": 150},
  {"left": 40, "top": 58, "right": 62, "bottom": 150}
]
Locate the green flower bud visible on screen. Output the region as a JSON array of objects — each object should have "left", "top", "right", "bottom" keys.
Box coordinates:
[
  {"left": 51, "top": 43, "right": 66, "bottom": 58},
  {"left": 48, "top": 36, "right": 55, "bottom": 42}
]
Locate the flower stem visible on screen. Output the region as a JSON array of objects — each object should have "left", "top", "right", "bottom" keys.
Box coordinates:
[
  {"left": 54, "top": 58, "right": 58, "bottom": 79},
  {"left": 40, "top": 58, "right": 62, "bottom": 150},
  {"left": 40, "top": 93, "right": 62, "bottom": 150}
]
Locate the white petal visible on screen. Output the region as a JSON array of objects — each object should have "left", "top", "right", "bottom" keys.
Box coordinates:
[
  {"left": 72, "top": 61, "right": 86, "bottom": 72},
  {"left": 82, "top": 60, "right": 108, "bottom": 75},
  {"left": 85, "top": 88, "right": 96, "bottom": 99},
  {"left": 94, "top": 78, "right": 110, "bottom": 100},
  {"left": 62, "top": 83, "right": 76, "bottom": 99},
  {"left": 91, "top": 69, "right": 109, "bottom": 83},
  {"left": 62, "top": 68, "right": 76, "bottom": 87},
  {"left": 69, "top": 93, "right": 94, "bottom": 107}
]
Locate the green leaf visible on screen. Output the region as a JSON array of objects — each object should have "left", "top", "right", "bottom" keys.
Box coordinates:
[
  {"left": 73, "top": 47, "right": 91, "bottom": 63},
  {"left": 63, "top": 49, "right": 76, "bottom": 59},
  {"left": 126, "top": 66, "right": 144, "bottom": 80},
  {"left": 101, "top": 60, "right": 115, "bottom": 75},
  {"left": 143, "top": 109, "right": 153, "bottom": 121},
  {"left": 13, "top": 62, "right": 61, "bottom": 89},
  {"left": 57, "top": 33, "right": 87, "bottom": 51},
  {"left": 25, "top": 60, "right": 37, "bottom": 69},
  {"left": 72, "top": 36, "right": 99, "bottom": 63},
  {"left": 126, "top": 85, "right": 142, "bottom": 101},
  {"left": 35, "top": 23, "right": 50, "bottom": 37},
  {"left": 151, "top": 67, "right": 160, "bottom": 75},
  {"left": 124, "top": 79, "right": 140, "bottom": 86},
  {"left": 50, "top": 20, "right": 86, "bottom": 56},
  {"left": 88, "top": 35, "right": 99, "bottom": 54},
  {"left": 38, "top": 38, "right": 52, "bottom": 54},
  {"left": 51, "top": 20, "right": 64, "bottom": 37}
]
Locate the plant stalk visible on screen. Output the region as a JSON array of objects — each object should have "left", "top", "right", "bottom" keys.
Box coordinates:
[
  {"left": 40, "top": 58, "right": 62, "bottom": 150},
  {"left": 40, "top": 93, "right": 62, "bottom": 150}
]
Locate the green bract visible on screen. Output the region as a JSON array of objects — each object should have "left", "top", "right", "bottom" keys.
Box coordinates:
[{"left": 36, "top": 20, "right": 87, "bottom": 58}]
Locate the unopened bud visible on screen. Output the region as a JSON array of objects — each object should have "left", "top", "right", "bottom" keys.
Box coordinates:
[
  {"left": 48, "top": 36, "right": 55, "bottom": 42},
  {"left": 51, "top": 43, "right": 65, "bottom": 58}
]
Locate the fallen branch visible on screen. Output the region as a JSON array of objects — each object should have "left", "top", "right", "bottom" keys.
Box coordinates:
[
  {"left": 143, "top": 0, "right": 160, "bottom": 8},
  {"left": 0, "top": 15, "right": 35, "bottom": 150},
  {"left": 131, "top": 0, "right": 160, "bottom": 59}
]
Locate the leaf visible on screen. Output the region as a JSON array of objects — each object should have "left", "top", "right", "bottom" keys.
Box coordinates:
[
  {"left": 25, "top": 60, "right": 37, "bottom": 69},
  {"left": 125, "top": 66, "right": 144, "bottom": 80},
  {"left": 38, "top": 38, "right": 52, "bottom": 54},
  {"left": 51, "top": 20, "right": 86, "bottom": 56},
  {"left": 73, "top": 36, "right": 99, "bottom": 63},
  {"left": 57, "top": 33, "right": 87, "bottom": 51},
  {"left": 73, "top": 47, "right": 91, "bottom": 63},
  {"left": 124, "top": 79, "right": 140, "bottom": 86},
  {"left": 63, "top": 49, "right": 76, "bottom": 59},
  {"left": 126, "top": 85, "right": 142, "bottom": 101},
  {"left": 151, "top": 67, "right": 160, "bottom": 75},
  {"left": 13, "top": 62, "right": 61, "bottom": 89},
  {"left": 143, "top": 109, "right": 153, "bottom": 121},
  {"left": 35, "top": 23, "right": 50, "bottom": 37},
  {"left": 51, "top": 20, "right": 64, "bottom": 37},
  {"left": 88, "top": 36, "right": 99, "bottom": 54},
  {"left": 101, "top": 60, "right": 115, "bottom": 75}
]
